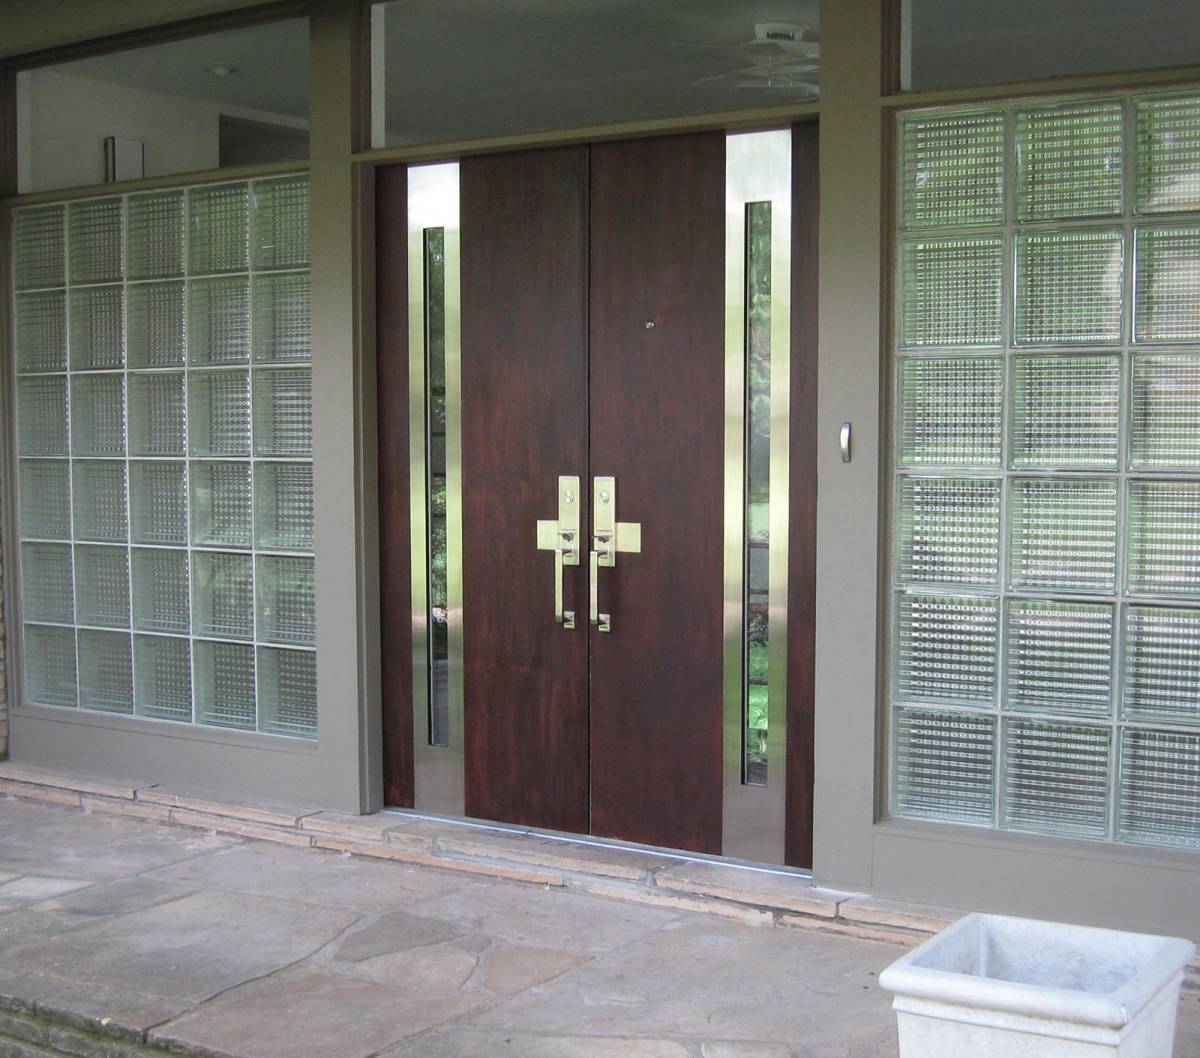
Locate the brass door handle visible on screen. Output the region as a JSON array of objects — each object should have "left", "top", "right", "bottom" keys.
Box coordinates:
[
  {"left": 555, "top": 546, "right": 575, "bottom": 629},
  {"left": 536, "top": 476, "right": 580, "bottom": 630},
  {"left": 590, "top": 476, "right": 640, "bottom": 634},
  {"left": 589, "top": 548, "right": 610, "bottom": 633}
]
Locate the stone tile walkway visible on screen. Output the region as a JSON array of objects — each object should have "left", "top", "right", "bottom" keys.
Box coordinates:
[{"left": 0, "top": 796, "right": 1197, "bottom": 1058}]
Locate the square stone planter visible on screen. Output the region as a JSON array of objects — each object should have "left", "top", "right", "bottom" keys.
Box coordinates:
[{"left": 879, "top": 913, "right": 1195, "bottom": 1057}]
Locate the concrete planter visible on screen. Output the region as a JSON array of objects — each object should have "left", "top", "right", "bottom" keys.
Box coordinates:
[{"left": 879, "top": 913, "right": 1194, "bottom": 1058}]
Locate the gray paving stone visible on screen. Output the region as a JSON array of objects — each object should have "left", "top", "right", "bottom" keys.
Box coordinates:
[
  {"left": 334, "top": 909, "right": 463, "bottom": 961},
  {"left": 0, "top": 967, "right": 188, "bottom": 1035},
  {"left": 33, "top": 877, "right": 190, "bottom": 926},
  {"left": 0, "top": 799, "right": 78, "bottom": 836},
  {"left": 0, "top": 910, "right": 71, "bottom": 954},
  {"left": 479, "top": 944, "right": 590, "bottom": 996},
  {"left": 0, "top": 876, "right": 95, "bottom": 903},
  {"left": 341, "top": 944, "right": 480, "bottom": 991},
  {"left": 384, "top": 1029, "right": 693, "bottom": 1057}
]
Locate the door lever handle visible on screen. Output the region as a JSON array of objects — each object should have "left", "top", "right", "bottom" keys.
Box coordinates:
[
  {"left": 589, "top": 548, "right": 610, "bottom": 633},
  {"left": 555, "top": 546, "right": 576, "bottom": 629},
  {"left": 590, "top": 477, "right": 640, "bottom": 634},
  {"left": 536, "top": 476, "right": 580, "bottom": 630}
]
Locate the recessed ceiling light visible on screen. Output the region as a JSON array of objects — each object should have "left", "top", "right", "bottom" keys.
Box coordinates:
[{"left": 206, "top": 64, "right": 239, "bottom": 77}]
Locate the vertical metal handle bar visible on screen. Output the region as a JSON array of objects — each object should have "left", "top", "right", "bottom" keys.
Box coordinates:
[{"left": 556, "top": 547, "right": 576, "bottom": 629}]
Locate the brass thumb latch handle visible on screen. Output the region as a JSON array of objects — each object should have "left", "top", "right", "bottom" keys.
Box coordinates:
[
  {"left": 536, "top": 476, "right": 580, "bottom": 629},
  {"left": 590, "top": 476, "right": 641, "bottom": 634}
]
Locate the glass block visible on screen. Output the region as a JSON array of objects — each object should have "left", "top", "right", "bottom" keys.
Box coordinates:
[
  {"left": 1134, "top": 227, "right": 1200, "bottom": 342},
  {"left": 900, "top": 110, "right": 1004, "bottom": 230},
  {"left": 1130, "top": 355, "right": 1200, "bottom": 470},
  {"left": 900, "top": 236, "right": 1003, "bottom": 348},
  {"left": 131, "top": 548, "right": 190, "bottom": 635},
  {"left": 77, "top": 629, "right": 133, "bottom": 714},
  {"left": 896, "top": 476, "right": 1000, "bottom": 587},
  {"left": 895, "top": 591, "right": 998, "bottom": 706},
  {"left": 252, "top": 176, "right": 310, "bottom": 270},
  {"left": 188, "top": 370, "right": 250, "bottom": 456},
  {"left": 134, "top": 635, "right": 192, "bottom": 722},
  {"left": 21, "top": 543, "right": 74, "bottom": 623},
  {"left": 71, "top": 374, "right": 126, "bottom": 457},
  {"left": 128, "top": 372, "right": 186, "bottom": 456},
  {"left": 69, "top": 285, "right": 125, "bottom": 370},
  {"left": 194, "top": 640, "right": 256, "bottom": 730},
  {"left": 188, "top": 183, "right": 249, "bottom": 274},
  {"left": 18, "top": 376, "right": 68, "bottom": 456},
  {"left": 1003, "top": 718, "right": 1110, "bottom": 838},
  {"left": 190, "top": 462, "right": 252, "bottom": 549},
  {"left": 253, "top": 367, "right": 312, "bottom": 457},
  {"left": 1015, "top": 229, "right": 1125, "bottom": 345},
  {"left": 1015, "top": 100, "right": 1123, "bottom": 221},
  {"left": 1010, "top": 355, "right": 1120, "bottom": 469},
  {"left": 257, "top": 555, "right": 315, "bottom": 646},
  {"left": 897, "top": 357, "right": 1002, "bottom": 468},
  {"left": 1008, "top": 478, "right": 1118, "bottom": 592},
  {"left": 19, "top": 460, "right": 71, "bottom": 540},
  {"left": 1135, "top": 93, "right": 1200, "bottom": 214},
  {"left": 127, "top": 190, "right": 184, "bottom": 279},
  {"left": 1004, "top": 599, "right": 1114, "bottom": 718},
  {"left": 1118, "top": 728, "right": 1200, "bottom": 849},
  {"left": 13, "top": 205, "right": 65, "bottom": 289},
  {"left": 16, "top": 291, "right": 67, "bottom": 373},
  {"left": 253, "top": 272, "right": 311, "bottom": 362},
  {"left": 892, "top": 706, "right": 994, "bottom": 824},
  {"left": 254, "top": 462, "right": 313, "bottom": 551},
  {"left": 257, "top": 647, "right": 317, "bottom": 738},
  {"left": 127, "top": 281, "right": 186, "bottom": 368},
  {"left": 74, "top": 545, "right": 130, "bottom": 629},
  {"left": 23, "top": 623, "right": 77, "bottom": 707},
  {"left": 1123, "top": 606, "right": 1200, "bottom": 726},
  {"left": 188, "top": 277, "right": 250, "bottom": 365},
  {"left": 1126, "top": 480, "right": 1200, "bottom": 596},
  {"left": 130, "top": 461, "right": 188, "bottom": 546},
  {"left": 192, "top": 552, "right": 254, "bottom": 640},
  {"left": 68, "top": 198, "right": 123, "bottom": 284},
  {"left": 72, "top": 460, "right": 128, "bottom": 543}
]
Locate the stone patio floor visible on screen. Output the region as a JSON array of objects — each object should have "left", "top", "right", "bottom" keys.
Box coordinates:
[{"left": 0, "top": 797, "right": 1197, "bottom": 1058}]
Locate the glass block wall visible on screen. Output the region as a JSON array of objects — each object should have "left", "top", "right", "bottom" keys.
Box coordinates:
[
  {"left": 892, "top": 92, "right": 1200, "bottom": 849},
  {"left": 11, "top": 175, "right": 316, "bottom": 739}
]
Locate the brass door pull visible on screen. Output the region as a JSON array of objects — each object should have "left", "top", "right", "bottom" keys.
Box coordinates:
[
  {"left": 537, "top": 476, "right": 580, "bottom": 629},
  {"left": 590, "top": 476, "right": 641, "bottom": 633}
]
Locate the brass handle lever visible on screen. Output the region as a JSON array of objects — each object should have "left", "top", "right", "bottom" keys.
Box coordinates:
[
  {"left": 590, "top": 477, "right": 640, "bottom": 634},
  {"left": 536, "top": 476, "right": 580, "bottom": 630}
]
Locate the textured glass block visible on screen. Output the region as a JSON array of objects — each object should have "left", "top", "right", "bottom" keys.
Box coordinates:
[
  {"left": 253, "top": 367, "right": 312, "bottom": 457},
  {"left": 896, "top": 476, "right": 1000, "bottom": 587},
  {"left": 18, "top": 376, "right": 68, "bottom": 456},
  {"left": 134, "top": 635, "right": 192, "bottom": 722},
  {"left": 257, "top": 555, "right": 315, "bottom": 646},
  {"left": 192, "top": 552, "right": 254, "bottom": 640},
  {"left": 1123, "top": 606, "right": 1200, "bottom": 726},
  {"left": 188, "top": 277, "right": 250, "bottom": 365},
  {"left": 131, "top": 548, "right": 190, "bottom": 635},
  {"left": 77, "top": 629, "right": 133, "bottom": 714},
  {"left": 1118, "top": 728, "right": 1200, "bottom": 849},
  {"left": 253, "top": 272, "right": 311, "bottom": 362},
  {"left": 897, "top": 357, "right": 1002, "bottom": 468},
  {"left": 252, "top": 176, "right": 310, "bottom": 270},
  {"left": 900, "top": 110, "right": 1004, "bottom": 230},
  {"left": 194, "top": 640, "right": 256, "bottom": 730},
  {"left": 21, "top": 543, "right": 74, "bottom": 623},
  {"left": 1003, "top": 718, "right": 1110, "bottom": 838},
  {"left": 13, "top": 205, "right": 65, "bottom": 290},
  {"left": 127, "top": 281, "right": 186, "bottom": 368},
  {"left": 1015, "top": 229, "right": 1125, "bottom": 345},
  {"left": 1134, "top": 227, "right": 1200, "bottom": 342},
  {"left": 1010, "top": 356, "right": 1120, "bottom": 469},
  {"left": 188, "top": 183, "right": 249, "bottom": 274},
  {"left": 19, "top": 460, "right": 71, "bottom": 540},
  {"left": 1015, "top": 101, "right": 1123, "bottom": 221},
  {"left": 23, "top": 623, "right": 77, "bottom": 707},
  {"left": 69, "top": 285, "right": 125, "bottom": 370},
  {"left": 72, "top": 460, "right": 128, "bottom": 543},
  {"left": 70, "top": 374, "right": 126, "bottom": 457},
  {"left": 16, "top": 291, "right": 67, "bottom": 373},
  {"left": 1126, "top": 480, "right": 1200, "bottom": 596},
  {"left": 127, "top": 190, "right": 184, "bottom": 279},
  {"left": 1009, "top": 478, "right": 1118, "bottom": 592},
  {"left": 130, "top": 461, "right": 188, "bottom": 546},
  {"left": 1135, "top": 93, "right": 1200, "bottom": 214},
  {"left": 892, "top": 706, "right": 994, "bottom": 824},
  {"left": 1005, "top": 599, "right": 1114, "bottom": 717},
  {"left": 895, "top": 592, "right": 998, "bottom": 706},
  {"left": 188, "top": 370, "right": 251, "bottom": 456},
  {"left": 68, "top": 198, "right": 123, "bottom": 284},
  {"left": 254, "top": 462, "right": 313, "bottom": 551},
  {"left": 257, "top": 647, "right": 317, "bottom": 738},
  {"left": 900, "top": 236, "right": 1003, "bottom": 347},
  {"left": 1130, "top": 355, "right": 1200, "bottom": 469},
  {"left": 128, "top": 372, "right": 186, "bottom": 456},
  {"left": 190, "top": 462, "right": 252, "bottom": 549},
  {"left": 74, "top": 545, "right": 130, "bottom": 629}
]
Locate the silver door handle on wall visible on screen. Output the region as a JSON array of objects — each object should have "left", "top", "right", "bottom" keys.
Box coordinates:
[
  {"left": 590, "top": 476, "right": 641, "bottom": 634},
  {"left": 536, "top": 475, "right": 580, "bottom": 629}
]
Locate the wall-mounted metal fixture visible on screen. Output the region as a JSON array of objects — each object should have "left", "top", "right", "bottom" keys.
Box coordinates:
[
  {"left": 840, "top": 421, "right": 852, "bottom": 463},
  {"left": 536, "top": 475, "right": 581, "bottom": 629},
  {"left": 590, "top": 476, "right": 641, "bottom": 634}
]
